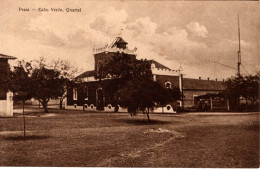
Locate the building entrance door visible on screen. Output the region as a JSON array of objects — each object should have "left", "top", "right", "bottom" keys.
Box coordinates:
[{"left": 96, "top": 89, "right": 104, "bottom": 111}]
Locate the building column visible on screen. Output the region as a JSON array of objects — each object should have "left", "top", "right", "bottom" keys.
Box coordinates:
[
  {"left": 227, "top": 99, "right": 230, "bottom": 111},
  {"left": 179, "top": 74, "right": 184, "bottom": 109}
]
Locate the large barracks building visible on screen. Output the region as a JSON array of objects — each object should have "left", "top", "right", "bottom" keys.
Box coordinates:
[{"left": 66, "top": 36, "right": 225, "bottom": 113}]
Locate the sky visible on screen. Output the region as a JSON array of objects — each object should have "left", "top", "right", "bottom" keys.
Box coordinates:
[{"left": 0, "top": 0, "right": 259, "bottom": 80}]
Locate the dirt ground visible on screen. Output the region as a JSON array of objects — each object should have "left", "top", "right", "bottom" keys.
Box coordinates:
[{"left": 0, "top": 109, "right": 259, "bottom": 167}]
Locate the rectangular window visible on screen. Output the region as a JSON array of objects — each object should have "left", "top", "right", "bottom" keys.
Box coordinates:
[
  {"left": 73, "top": 88, "right": 78, "bottom": 101},
  {"left": 84, "top": 86, "right": 88, "bottom": 100}
]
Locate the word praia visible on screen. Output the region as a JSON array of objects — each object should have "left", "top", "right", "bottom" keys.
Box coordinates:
[{"left": 19, "top": 7, "right": 81, "bottom": 12}]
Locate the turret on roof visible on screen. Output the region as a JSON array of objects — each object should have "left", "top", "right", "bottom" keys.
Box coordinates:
[
  {"left": 109, "top": 37, "right": 128, "bottom": 49},
  {"left": 93, "top": 36, "right": 136, "bottom": 55}
]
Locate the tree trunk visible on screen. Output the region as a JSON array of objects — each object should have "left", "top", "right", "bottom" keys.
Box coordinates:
[
  {"left": 60, "top": 98, "right": 63, "bottom": 110},
  {"left": 42, "top": 101, "right": 48, "bottom": 113},
  {"left": 22, "top": 99, "right": 26, "bottom": 138},
  {"left": 245, "top": 97, "right": 248, "bottom": 110},
  {"left": 146, "top": 108, "right": 150, "bottom": 121}
]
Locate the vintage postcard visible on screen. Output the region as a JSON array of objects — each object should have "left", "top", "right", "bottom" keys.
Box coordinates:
[{"left": 0, "top": 0, "right": 259, "bottom": 168}]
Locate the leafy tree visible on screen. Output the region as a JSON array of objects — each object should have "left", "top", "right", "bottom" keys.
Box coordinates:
[
  {"left": 224, "top": 73, "right": 259, "bottom": 111},
  {"left": 102, "top": 53, "right": 181, "bottom": 121},
  {"left": 30, "top": 58, "right": 62, "bottom": 113},
  {"left": 12, "top": 60, "right": 33, "bottom": 137},
  {"left": 12, "top": 61, "right": 33, "bottom": 102},
  {"left": 52, "top": 59, "right": 78, "bottom": 109},
  {"left": 243, "top": 74, "right": 259, "bottom": 106},
  {"left": 13, "top": 57, "right": 78, "bottom": 113},
  {"left": 224, "top": 76, "right": 242, "bottom": 109},
  {"left": 117, "top": 79, "right": 180, "bottom": 121}
]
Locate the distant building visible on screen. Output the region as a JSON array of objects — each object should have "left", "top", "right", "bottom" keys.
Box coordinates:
[
  {"left": 0, "top": 53, "right": 16, "bottom": 116},
  {"left": 66, "top": 37, "right": 225, "bottom": 113}
]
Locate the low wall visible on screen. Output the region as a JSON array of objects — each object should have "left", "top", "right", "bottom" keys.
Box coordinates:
[
  {"left": 153, "top": 105, "right": 177, "bottom": 113},
  {"left": 66, "top": 104, "right": 128, "bottom": 112},
  {"left": 66, "top": 103, "right": 176, "bottom": 113},
  {"left": 0, "top": 100, "right": 7, "bottom": 115},
  {"left": 0, "top": 92, "right": 13, "bottom": 117}
]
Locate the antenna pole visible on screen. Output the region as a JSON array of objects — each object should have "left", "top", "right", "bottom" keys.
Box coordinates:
[
  {"left": 118, "top": 28, "right": 123, "bottom": 37},
  {"left": 237, "top": 14, "right": 241, "bottom": 76}
]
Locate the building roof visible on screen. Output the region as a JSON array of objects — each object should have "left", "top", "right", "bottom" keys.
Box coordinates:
[
  {"left": 75, "top": 70, "right": 225, "bottom": 91},
  {"left": 109, "top": 37, "right": 128, "bottom": 48},
  {"left": 116, "top": 37, "right": 128, "bottom": 44},
  {"left": 148, "top": 60, "right": 171, "bottom": 70},
  {"left": 76, "top": 70, "right": 96, "bottom": 79},
  {"left": 183, "top": 78, "right": 225, "bottom": 91},
  {"left": 0, "top": 53, "right": 16, "bottom": 60}
]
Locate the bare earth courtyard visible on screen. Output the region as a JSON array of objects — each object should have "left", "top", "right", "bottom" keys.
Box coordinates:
[{"left": 0, "top": 110, "right": 259, "bottom": 168}]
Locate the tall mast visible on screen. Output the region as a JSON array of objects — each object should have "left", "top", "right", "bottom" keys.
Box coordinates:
[{"left": 237, "top": 14, "right": 241, "bottom": 76}]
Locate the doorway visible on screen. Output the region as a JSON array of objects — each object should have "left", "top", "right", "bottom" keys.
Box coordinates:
[{"left": 96, "top": 88, "right": 104, "bottom": 111}]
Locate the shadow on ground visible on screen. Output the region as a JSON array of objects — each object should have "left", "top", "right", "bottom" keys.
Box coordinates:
[
  {"left": 114, "top": 118, "right": 172, "bottom": 125},
  {"left": 4, "top": 135, "right": 50, "bottom": 141}
]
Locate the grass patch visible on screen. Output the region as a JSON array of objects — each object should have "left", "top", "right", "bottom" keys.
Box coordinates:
[{"left": 0, "top": 109, "right": 259, "bottom": 167}]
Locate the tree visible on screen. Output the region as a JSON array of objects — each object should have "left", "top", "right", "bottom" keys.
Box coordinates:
[
  {"left": 117, "top": 79, "right": 181, "bottom": 121},
  {"left": 224, "top": 73, "right": 259, "bottom": 111},
  {"left": 102, "top": 53, "right": 181, "bottom": 121},
  {"left": 15, "top": 57, "right": 78, "bottom": 113},
  {"left": 52, "top": 59, "right": 78, "bottom": 109},
  {"left": 224, "top": 76, "right": 242, "bottom": 109},
  {"left": 12, "top": 60, "right": 33, "bottom": 137},
  {"left": 30, "top": 58, "right": 62, "bottom": 113},
  {"left": 243, "top": 74, "right": 259, "bottom": 106}
]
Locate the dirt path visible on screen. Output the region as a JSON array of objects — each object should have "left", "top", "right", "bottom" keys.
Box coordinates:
[{"left": 96, "top": 128, "right": 185, "bottom": 167}]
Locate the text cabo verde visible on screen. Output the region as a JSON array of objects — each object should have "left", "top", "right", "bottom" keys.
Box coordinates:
[{"left": 19, "top": 7, "right": 81, "bottom": 12}]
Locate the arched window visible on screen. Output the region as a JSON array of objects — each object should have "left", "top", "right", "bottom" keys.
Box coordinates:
[
  {"left": 84, "top": 86, "right": 88, "bottom": 100},
  {"left": 73, "top": 88, "right": 77, "bottom": 100},
  {"left": 165, "top": 81, "right": 172, "bottom": 89}
]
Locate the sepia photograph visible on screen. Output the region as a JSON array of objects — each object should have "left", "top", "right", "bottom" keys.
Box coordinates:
[{"left": 0, "top": 0, "right": 259, "bottom": 168}]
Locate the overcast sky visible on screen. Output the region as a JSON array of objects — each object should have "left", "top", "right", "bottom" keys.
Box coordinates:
[{"left": 0, "top": 0, "right": 259, "bottom": 79}]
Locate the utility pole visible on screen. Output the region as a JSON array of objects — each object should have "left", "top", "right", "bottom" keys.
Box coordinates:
[
  {"left": 237, "top": 14, "right": 241, "bottom": 76},
  {"left": 213, "top": 15, "right": 243, "bottom": 77}
]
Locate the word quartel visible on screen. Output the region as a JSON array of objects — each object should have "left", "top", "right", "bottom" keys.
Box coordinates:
[{"left": 19, "top": 7, "right": 81, "bottom": 12}]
